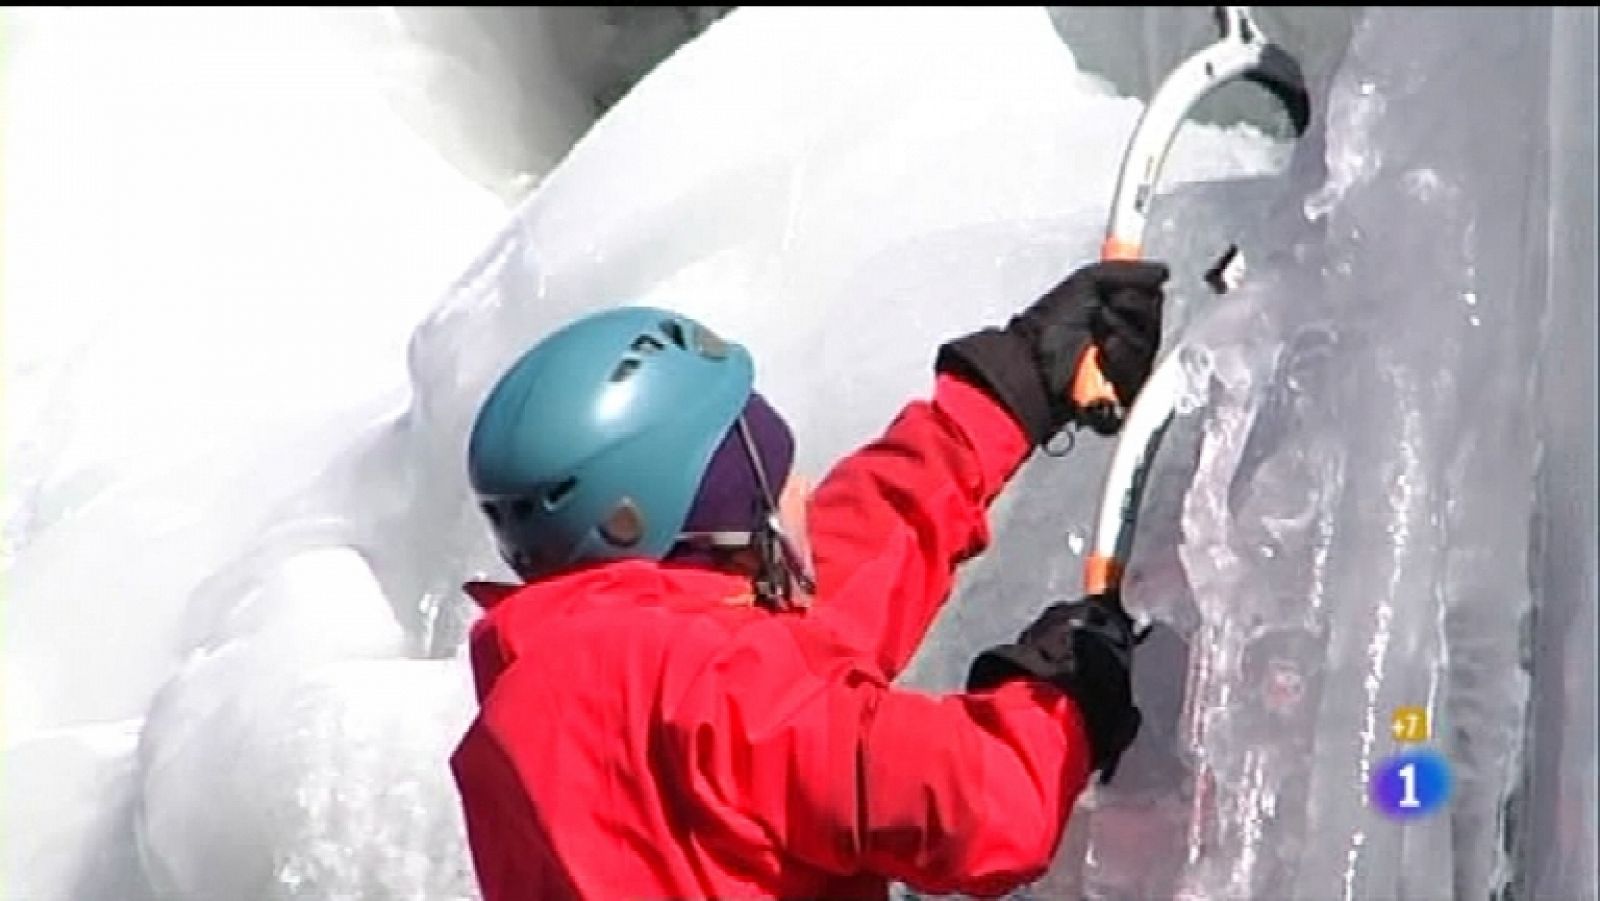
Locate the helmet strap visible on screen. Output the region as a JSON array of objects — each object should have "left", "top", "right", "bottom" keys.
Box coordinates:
[
  {"left": 672, "top": 414, "right": 814, "bottom": 608},
  {"left": 733, "top": 414, "right": 815, "bottom": 609}
]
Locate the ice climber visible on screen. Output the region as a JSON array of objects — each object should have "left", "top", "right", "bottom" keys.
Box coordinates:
[{"left": 452, "top": 259, "right": 1170, "bottom": 900}]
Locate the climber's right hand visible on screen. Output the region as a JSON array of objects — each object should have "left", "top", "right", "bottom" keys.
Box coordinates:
[
  {"left": 965, "top": 593, "right": 1143, "bottom": 783},
  {"left": 934, "top": 259, "right": 1169, "bottom": 444}
]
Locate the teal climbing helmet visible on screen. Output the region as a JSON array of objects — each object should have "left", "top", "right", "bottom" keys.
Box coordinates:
[{"left": 468, "top": 306, "right": 754, "bottom": 580}]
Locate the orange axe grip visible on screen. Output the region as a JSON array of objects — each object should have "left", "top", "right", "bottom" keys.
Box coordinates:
[
  {"left": 1084, "top": 553, "right": 1123, "bottom": 596},
  {"left": 1070, "top": 236, "right": 1146, "bottom": 411},
  {"left": 1101, "top": 236, "right": 1143, "bottom": 261},
  {"left": 1071, "top": 345, "right": 1120, "bottom": 410}
]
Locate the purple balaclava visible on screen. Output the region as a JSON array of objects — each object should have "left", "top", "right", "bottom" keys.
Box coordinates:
[{"left": 678, "top": 391, "right": 795, "bottom": 541}]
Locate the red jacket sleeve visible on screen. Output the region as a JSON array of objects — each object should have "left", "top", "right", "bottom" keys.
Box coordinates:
[
  {"left": 660, "top": 617, "right": 1092, "bottom": 898},
  {"left": 805, "top": 373, "right": 1032, "bottom": 679}
]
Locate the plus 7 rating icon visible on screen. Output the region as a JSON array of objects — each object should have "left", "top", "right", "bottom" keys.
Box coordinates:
[{"left": 1390, "top": 706, "right": 1429, "bottom": 743}]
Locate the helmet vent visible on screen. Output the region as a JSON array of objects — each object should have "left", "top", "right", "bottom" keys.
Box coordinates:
[
  {"left": 630, "top": 333, "right": 665, "bottom": 354},
  {"left": 609, "top": 357, "right": 642, "bottom": 383},
  {"left": 691, "top": 324, "right": 728, "bottom": 359},
  {"left": 659, "top": 319, "right": 689, "bottom": 350},
  {"left": 542, "top": 477, "right": 578, "bottom": 510},
  {"left": 599, "top": 498, "right": 645, "bottom": 547}
]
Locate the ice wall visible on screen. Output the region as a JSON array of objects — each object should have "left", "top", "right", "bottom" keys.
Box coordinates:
[
  {"left": 1042, "top": 7, "right": 1598, "bottom": 900},
  {"left": 1174, "top": 8, "right": 1543, "bottom": 896},
  {"left": 1520, "top": 8, "right": 1599, "bottom": 899}
]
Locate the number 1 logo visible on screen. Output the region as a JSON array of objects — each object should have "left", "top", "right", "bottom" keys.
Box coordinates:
[{"left": 1372, "top": 750, "right": 1452, "bottom": 819}]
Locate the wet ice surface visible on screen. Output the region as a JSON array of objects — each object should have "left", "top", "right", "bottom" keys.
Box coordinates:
[
  {"left": 1167, "top": 11, "right": 1592, "bottom": 900},
  {"left": 5, "top": 6, "right": 1595, "bottom": 901}
]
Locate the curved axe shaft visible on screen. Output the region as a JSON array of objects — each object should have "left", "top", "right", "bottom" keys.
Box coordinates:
[{"left": 1079, "top": 6, "right": 1311, "bottom": 598}]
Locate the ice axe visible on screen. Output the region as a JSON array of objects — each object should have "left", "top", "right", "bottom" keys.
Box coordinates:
[{"left": 1076, "top": 6, "right": 1311, "bottom": 601}]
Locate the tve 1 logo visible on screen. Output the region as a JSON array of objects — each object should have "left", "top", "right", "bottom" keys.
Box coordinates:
[{"left": 1371, "top": 748, "right": 1453, "bottom": 819}]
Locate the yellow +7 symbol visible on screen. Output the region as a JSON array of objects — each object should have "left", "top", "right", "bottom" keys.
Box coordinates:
[{"left": 1391, "top": 706, "right": 1430, "bottom": 743}]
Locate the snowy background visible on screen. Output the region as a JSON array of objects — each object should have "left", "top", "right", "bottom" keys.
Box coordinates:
[{"left": 4, "top": 7, "right": 1595, "bottom": 900}]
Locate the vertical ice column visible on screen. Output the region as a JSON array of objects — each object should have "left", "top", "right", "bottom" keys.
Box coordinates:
[
  {"left": 1169, "top": 7, "right": 1560, "bottom": 899},
  {"left": 1519, "top": 6, "right": 1599, "bottom": 899}
]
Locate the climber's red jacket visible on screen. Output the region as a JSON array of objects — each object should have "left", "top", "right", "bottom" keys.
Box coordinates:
[{"left": 451, "top": 374, "right": 1094, "bottom": 900}]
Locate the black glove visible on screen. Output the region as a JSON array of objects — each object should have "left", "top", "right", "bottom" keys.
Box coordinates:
[
  {"left": 935, "top": 260, "right": 1169, "bottom": 443},
  {"left": 967, "top": 593, "right": 1143, "bottom": 783}
]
